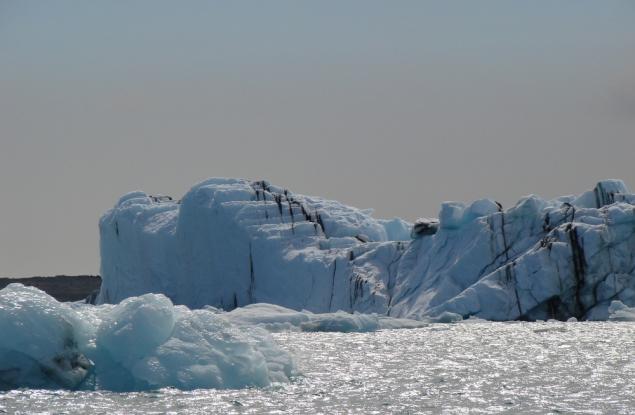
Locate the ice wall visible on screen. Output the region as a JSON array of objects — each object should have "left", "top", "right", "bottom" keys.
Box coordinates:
[
  {"left": 0, "top": 284, "right": 430, "bottom": 391},
  {"left": 97, "top": 178, "right": 635, "bottom": 321},
  {"left": 97, "top": 178, "right": 410, "bottom": 313},
  {"left": 396, "top": 179, "right": 635, "bottom": 321}
]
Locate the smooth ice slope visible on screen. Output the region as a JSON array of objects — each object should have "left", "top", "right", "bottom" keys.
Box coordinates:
[
  {"left": 97, "top": 178, "right": 635, "bottom": 321},
  {"left": 0, "top": 284, "right": 295, "bottom": 391}
]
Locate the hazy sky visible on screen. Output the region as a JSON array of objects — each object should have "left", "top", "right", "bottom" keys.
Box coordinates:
[{"left": 1, "top": 1, "right": 634, "bottom": 276}]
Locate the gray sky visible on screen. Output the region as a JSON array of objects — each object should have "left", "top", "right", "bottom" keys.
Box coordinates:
[{"left": 1, "top": 1, "right": 634, "bottom": 276}]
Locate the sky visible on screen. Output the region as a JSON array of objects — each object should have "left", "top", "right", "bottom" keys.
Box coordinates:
[{"left": 1, "top": 1, "right": 634, "bottom": 276}]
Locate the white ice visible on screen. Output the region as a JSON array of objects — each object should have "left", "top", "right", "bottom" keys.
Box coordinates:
[{"left": 97, "top": 178, "right": 635, "bottom": 321}]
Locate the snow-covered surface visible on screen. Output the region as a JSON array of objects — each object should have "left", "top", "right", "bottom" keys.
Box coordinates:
[
  {"left": 0, "top": 284, "right": 295, "bottom": 391},
  {"left": 97, "top": 178, "right": 635, "bottom": 321}
]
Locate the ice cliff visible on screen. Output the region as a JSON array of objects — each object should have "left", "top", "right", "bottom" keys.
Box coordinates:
[{"left": 97, "top": 178, "right": 635, "bottom": 321}]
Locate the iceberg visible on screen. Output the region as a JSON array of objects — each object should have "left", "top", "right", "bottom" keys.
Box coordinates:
[
  {"left": 0, "top": 284, "right": 91, "bottom": 390},
  {"left": 223, "top": 303, "right": 428, "bottom": 332},
  {"left": 0, "top": 284, "right": 427, "bottom": 391},
  {"left": 608, "top": 300, "right": 635, "bottom": 321},
  {"left": 96, "top": 178, "right": 635, "bottom": 321},
  {"left": 97, "top": 178, "right": 409, "bottom": 314},
  {"left": 0, "top": 284, "right": 295, "bottom": 391}
]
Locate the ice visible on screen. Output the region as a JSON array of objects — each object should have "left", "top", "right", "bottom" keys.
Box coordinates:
[
  {"left": 96, "top": 294, "right": 176, "bottom": 366},
  {"left": 299, "top": 312, "right": 380, "bottom": 332},
  {"left": 390, "top": 180, "right": 635, "bottom": 321},
  {"left": 377, "top": 217, "right": 412, "bottom": 241},
  {"left": 224, "top": 303, "right": 427, "bottom": 332},
  {"left": 438, "top": 201, "right": 467, "bottom": 229},
  {"left": 0, "top": 284, "right": 91, "bottom": 390},
  {"left": 97, "top": 178, "right": 635, "bottom": 321},
  {"left": 3, "top": 322, "right": 635, "bottom": 413},
  {"left": 225, "top": 303, "right": 312, "bottom": 332},
  {"left": 608, "top": 300, "right": 635, "bottom": 321},
  {"left": 0, "top": 283, "right": 424, "bottom": 391},
  {"left": 0, "top": 284, "right": 295, "bottom": 391},
  {"left": 97, "top": 178, "right": 412, "bottom": 313}
]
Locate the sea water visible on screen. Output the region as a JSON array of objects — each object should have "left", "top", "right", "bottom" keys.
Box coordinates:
[{"left": 1, "top": 322, "right": 634, "bottom": 414}]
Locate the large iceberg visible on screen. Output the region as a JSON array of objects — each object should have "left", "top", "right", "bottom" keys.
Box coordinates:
[
  {"left": 0, "top": 284, "right": 295, "bottom": 391},
  {"left": 97, "top": 178, "right": 411, "bottom": 313},
  {"left": 97, "top": 178, "right": 635, "bottom": 321}
]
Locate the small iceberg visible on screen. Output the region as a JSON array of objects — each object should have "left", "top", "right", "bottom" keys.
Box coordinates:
[
  {"left": 608, "top": 300, "right": 635, "bottom": 322},
  {"left": 223, "top": 303, "right": 428, "bottom": 332},
  {"left": 0, "top": 285, "right": 427, "bottom": 391},
  {"left": 0, "top": 284, "right": 295, "bottom": 391}
]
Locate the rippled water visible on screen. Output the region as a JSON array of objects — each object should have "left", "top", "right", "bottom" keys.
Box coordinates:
[{"left": 2, "top": 322, "right": 634, "bottom": 414}]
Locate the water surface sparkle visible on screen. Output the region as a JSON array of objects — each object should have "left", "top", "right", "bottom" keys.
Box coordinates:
[{"left": 2, "top": 322, "right": 634, "bottom": 414}]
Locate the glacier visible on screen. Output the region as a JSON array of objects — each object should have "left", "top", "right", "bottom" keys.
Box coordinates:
[{"left": 97, "top": 178, "right": 635, "bottom": 321}]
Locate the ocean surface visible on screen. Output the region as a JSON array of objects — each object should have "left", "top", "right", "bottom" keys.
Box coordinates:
[{"left": 2, "top": 321, "right": 634, "bottom": 414}]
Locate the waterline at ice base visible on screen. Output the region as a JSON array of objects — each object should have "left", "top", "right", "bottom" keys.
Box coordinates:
[
  {"left": 1, "top": 284, "right": 426, "bottom": 391},
  {"left": 97, "top": 178, "right": 635, "bottom": 321},
  {"left": 3, "top": 177, "right": 635, "bottom": 393}
]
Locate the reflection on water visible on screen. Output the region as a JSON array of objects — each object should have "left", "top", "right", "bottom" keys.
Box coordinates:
[{"left": 2, "top": 322, "right": 634, "bottom": 414}]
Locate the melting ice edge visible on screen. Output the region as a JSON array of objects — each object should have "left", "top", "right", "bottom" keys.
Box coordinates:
[{"left": 2, "top": 178, "right": 635, "bottom": 391}]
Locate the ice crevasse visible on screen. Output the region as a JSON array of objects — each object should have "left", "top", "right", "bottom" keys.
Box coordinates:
[{"left": 97, "top": 178, "right": 635, "bottom": 321}]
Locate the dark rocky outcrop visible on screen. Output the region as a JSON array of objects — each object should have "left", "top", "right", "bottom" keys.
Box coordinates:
[{"left": 0, "top": 275, "right": 101, "bottom": 302}]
